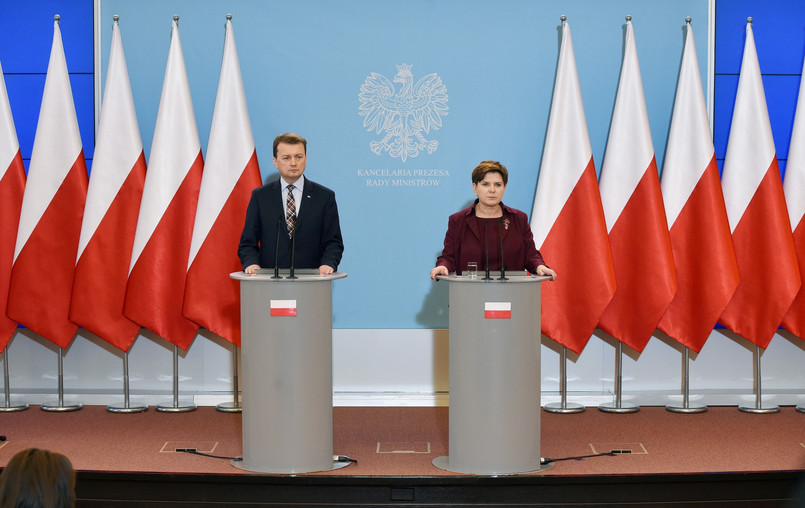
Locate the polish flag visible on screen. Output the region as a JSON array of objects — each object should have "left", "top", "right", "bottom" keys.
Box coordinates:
[
  {"left": 69, "top": 19, "right": 145, "bottom": 352},
  {"left": 124, "top": 17, "right": 202, "bottom": 350},
  {"left": 270, "top": 300, "right": 297, "bottom": 317},
  {"left": 0, "top": 59, "right": 25, "bottom": 351},
  {"left": 183, "top": 17, "right": 261, "bottom": 346},
  {"left": 484, "top": 302, "right": 511, "bottom": 320},
  {"left": 531, "top": 18, "right": 616, "bottom": 354},
  {"left": 657, "top": 21, "right": 739, "bottom": 353},
  {"left": 719, "top": 21, "right": 800, "bottom": 349},
  {"left": 597, "top": 18, "right": 677, "bottom": 353},
  {"left": 6, "top": 19, "right": 88, "bottom": 350},
  {"left": 781, "top": 52, "right": 805, "bottom": 340}
]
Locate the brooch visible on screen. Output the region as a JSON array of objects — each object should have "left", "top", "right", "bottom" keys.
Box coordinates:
[{"left": 503, "top": 218, "right": 510, "bottom": 230}]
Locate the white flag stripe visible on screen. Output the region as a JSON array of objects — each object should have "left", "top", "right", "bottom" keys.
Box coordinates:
[
  {"left": 14, "top": 21, "right": 82, "bottom": 261},
  {"left": 77, "top": 21, "right": 143, "bottom": 258},
  {"left": 661, "top": 25, "right": 715, "bottom": 227},
  {"left": 129, "top": 19, "right": 200, "bottom": 270},
  {"left": 484, "top": 302, "right": 511, "bottom": 312},
  {"left": 270, "top": 299, "right": 297, "bottom": 309},
  {"left": 721, "top": 23, "right": 776, "bottom": 233},
  {"left": 0, "top": 59, "right": 19, "bottom": 169},
  {"left": 188, "top": 19, "right": 255, "bottom": 265},
  {"left": 598, "top": 20, "right": 655, "bottom": 233},
  {"left": 784, "top": 54, "right": 805, "bottom": 230},
  {"left": 532, "top": 21, "right": 592, "bottom": 248}
]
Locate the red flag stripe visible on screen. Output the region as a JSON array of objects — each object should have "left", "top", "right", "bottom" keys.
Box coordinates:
[
  {"left": 540, "top": 160, "right": 616, "bottom": 354},
  {"left": 0, "top": 152, "right": 25, "bottom": 349},
  {"left": 7, "top": 155, "right": 87, "bottom": 349}
]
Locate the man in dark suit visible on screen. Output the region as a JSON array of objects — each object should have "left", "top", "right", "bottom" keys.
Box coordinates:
[{"left": 238, "top": 133, "right": 343, "bottom": 275}]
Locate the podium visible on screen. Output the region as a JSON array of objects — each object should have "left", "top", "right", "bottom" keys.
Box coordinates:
[
  {"left": 432, "top": 272, "right": 551, "bottom": 475},
  {"left": 230, "top": 269, "right": 348, "bottom": 474}
]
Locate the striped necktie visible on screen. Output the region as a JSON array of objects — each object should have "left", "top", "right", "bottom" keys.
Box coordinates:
[{"left": 286, "top": 184, "right": 296, "bottom": 237}]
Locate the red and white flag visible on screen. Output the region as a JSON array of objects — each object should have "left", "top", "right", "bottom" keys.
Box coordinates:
[
  {"left": 69, "top": 19, "right": 145, "bottom": 352},
  {"left": 781, "top": 51, "right": 805, "bottom": 340},
  {"left": 719, "top": 21, "right": 800, "bottom": 349},
  {"left": 6, "top": 19, "right": 88, "bottom": 349},
  {"left": 597, "top": 18, "right": 677, "bottom": 353},
  {"left": 657, "top": 21, "right": 739, "bottom": 353},
  {"left": 531, "top": 19, "right": 616, "bottom": 355},
  {"left": 124, "top": 17, "right": 202, "bottom": 350},
  {"left": 183, "top": 17, "right": 261, "bottom": 346},
  {"left": 484, "top": 302, "right": 511, "bottom": 320},
  {"left": 270, "top": 300, "right": 297, "bottom": 317},
  {"left": 0, "top": 58, "right": 25, "bottom": 351}
]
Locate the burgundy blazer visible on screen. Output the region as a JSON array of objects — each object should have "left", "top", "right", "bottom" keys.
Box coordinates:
[{"left": 435, "top": 200, "right": 547, "bottom": 274}]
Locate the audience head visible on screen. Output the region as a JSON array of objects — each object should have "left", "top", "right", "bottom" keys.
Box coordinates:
[{"left": 0, "top": 448, "right": 75, "bottom": 508}]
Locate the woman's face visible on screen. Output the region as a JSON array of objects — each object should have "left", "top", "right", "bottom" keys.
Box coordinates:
[{"left": 473, "top": 171, "right": 506, "bottom": 208}]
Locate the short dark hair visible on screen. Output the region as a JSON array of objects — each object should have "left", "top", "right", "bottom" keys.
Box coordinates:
[
  {"left": 273, "top": 132, "right": 307, "bottom": 158},
  {"left": 0, "top": 448, "right": 76, "bottom": 508},
  {"left": 471, "top": 160, "right": 508, "bottom": 185}
]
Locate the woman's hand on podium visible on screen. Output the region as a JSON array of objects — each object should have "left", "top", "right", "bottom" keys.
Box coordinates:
[
  {"left": 244, "top": 264, "right": 260, "bottom": 275},
  {"left": 536, "top": 264, "right": 557, "bottom": 281},
  {"left": 430, "top": 266, "right": 448, "bottom": 280}
]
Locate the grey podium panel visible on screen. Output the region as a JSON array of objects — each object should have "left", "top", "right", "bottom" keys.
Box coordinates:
[
  {"left": 231, "top": 270, "right": 346, "bottom": 474},
  {"left": 434, "top": 273, "right": 548, "bottom": 475}
]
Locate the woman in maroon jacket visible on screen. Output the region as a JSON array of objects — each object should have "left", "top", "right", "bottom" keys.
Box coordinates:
[{"left": 430, "top": 160, "right": 557, "bottom": 281}]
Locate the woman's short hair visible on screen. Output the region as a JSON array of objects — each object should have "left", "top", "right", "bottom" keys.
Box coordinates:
[
  {"left": 273, "top": 132, "right": 307, "bottom": 157},
  {"left": 471, "top": 160, "right": 508, "bottom": 185},
  {"left": 0, "top": 448, "right": 76, "bottom": 508}
]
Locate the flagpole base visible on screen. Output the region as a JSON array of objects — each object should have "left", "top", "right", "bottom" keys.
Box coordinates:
[
  {"left": 107, "top": 402, "right": 148, "bottom": 414},
  {"left": 738, "top": 404, "right": 779, "bottom": 414},
  {"left": 0, "top": 402, "right": 29, "bottom": 412},
  {"left": 598, "top": 402, "right": 639, "bottom": 414},
  {"left": 543, "top": 402, "right": 585, "bottom": 414},
  {"left": 41, "top": 402, "right": 82, "bottom": 412},
  {"left": 216, "top": 401, "right": 242, "bottom": 413},
  {"left": 156, "top": 400, "right": 197, "bottom": 413},
  {"left": 666, "top": 403, "right": 706, "bottom": 414}
]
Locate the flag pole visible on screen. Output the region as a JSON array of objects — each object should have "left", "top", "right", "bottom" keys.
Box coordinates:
[
  {"left": 156, "top": 345, "right": 197, "bottom": 412},
  {"left": 41, "top": 348, "right": 82, "bottom": 412},
  {"left": 543, "top": 346, "right": 584, "bottom": 413},
  {"left": 599, "top": 341, "right": 638, "bottom": 413},
  {"left": 666, "top": 347, "right": 706, "bottom": 413},
  {"left": 739, "top": 345, "right": 779, "bottom": 413},
  {"left": 0, "top": 342, "right": 29, "bottom": 412},
  {"left": 107, "top": 348, "right": 147, "bottom": 414},
  {"left": 216, "top": 342, "right": 242, "bottom": 413}
]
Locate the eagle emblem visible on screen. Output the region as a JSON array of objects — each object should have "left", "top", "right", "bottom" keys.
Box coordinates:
[{"left": 358, "top": 64, "right": 449, "bottom": 162}]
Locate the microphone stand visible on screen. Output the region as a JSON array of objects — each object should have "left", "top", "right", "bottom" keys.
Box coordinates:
[
  {"left": 483, "top": 220, "right": 492, "bottom": 280},
  {"left": 497, "top": 219, "right": 507, "bottom": 281},
  {"left": 272, "top": 216, "right": 282, "bottom": 279},
  {"left": 287, "top": 217, "right": 298, "bottom": 280}
]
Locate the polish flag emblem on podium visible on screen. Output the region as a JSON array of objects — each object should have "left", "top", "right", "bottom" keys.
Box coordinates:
[
  {"left": 270, "top": 300, "right": 297, "bottom": 317},
  {"left": 484, "top": 302, "right": 511, "bottom": 319}
]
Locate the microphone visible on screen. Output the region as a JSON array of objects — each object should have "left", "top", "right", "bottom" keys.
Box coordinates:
[
  {"left": 497, "top": 219, "right": 507, "bottom": 281},
  {"left": 272, "top": 216, "right": 282, "bottom": 279},
  {"left": 287, "top": 216, "right": 299, "bottom": 280},
  {"left": 483, "top": 220, "right": 491, "bottom": 280}
]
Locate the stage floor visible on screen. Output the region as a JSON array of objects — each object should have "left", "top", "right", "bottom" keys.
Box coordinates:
[{"left": 1, "top": 404, "right": 804, "bottom": 506}]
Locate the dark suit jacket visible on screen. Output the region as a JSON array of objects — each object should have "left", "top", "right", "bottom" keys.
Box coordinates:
[
  {"left": 238, "top": 177, "right": 344, "bottom": 270},
  {"left": 435, "top": 200, "right": 546, "bottom": 274}
]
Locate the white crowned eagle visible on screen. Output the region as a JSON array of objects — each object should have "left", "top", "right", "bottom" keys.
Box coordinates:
[{"left": 358, "top": 63, "right": 448, "bottom": 162}]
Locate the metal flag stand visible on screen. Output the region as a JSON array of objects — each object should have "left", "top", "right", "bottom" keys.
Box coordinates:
[
  {"left": 0, "top": 343, "right": 29, "bottom": 412},
  {"left": 41, "top": 348, "right": 82, "bottom": 412},
  {"left": 156, "top": 345, "right": 197, "bottom": 413},
  {"left": 666, "top": 347, "right": 706, "bottom": 413},
  {"left": 107, "top": 350, "right": 147, "bottom": 414},
  {"left": 739, "top": 345, "right": 779, "bottom": 414},
  {"left": 599, "top": 341, "right": 639, "bottom": 413},
  {"left": 216, "top": 342, "right": 241, "bottom": 413},
  {"left": 543, "top": 346, "right": 584, "bottom": 414}
]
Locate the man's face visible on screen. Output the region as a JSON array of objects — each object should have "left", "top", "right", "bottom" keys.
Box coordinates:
[{"left": 273, "top": 142, "right": 307, "bottom": 184}]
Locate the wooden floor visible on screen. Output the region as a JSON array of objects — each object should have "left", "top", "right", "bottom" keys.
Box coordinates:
[{"left": 0, "top": 404, "right": 804, "bottom": 506}]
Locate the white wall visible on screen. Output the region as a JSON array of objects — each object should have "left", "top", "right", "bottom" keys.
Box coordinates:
[{"left": 3, "top": 327, "right": 804, "bottom": 408}]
